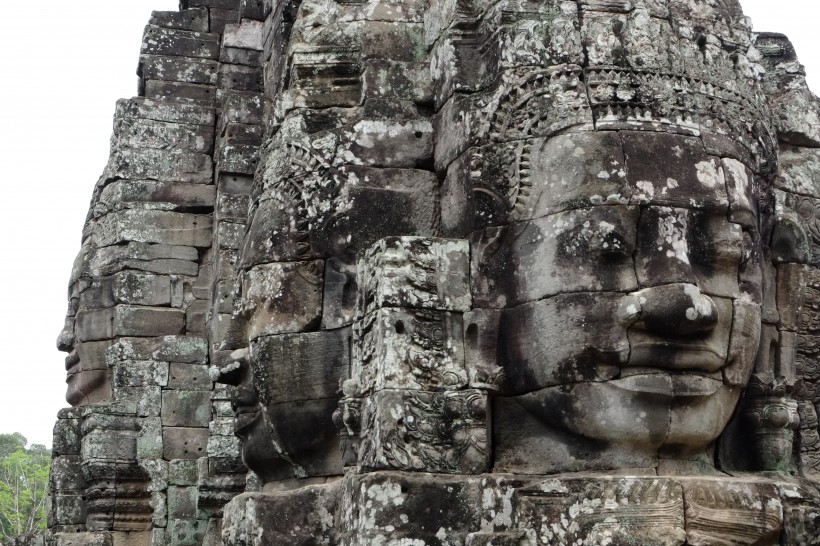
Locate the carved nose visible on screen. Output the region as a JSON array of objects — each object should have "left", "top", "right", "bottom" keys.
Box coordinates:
[
  {"left": 56, "top": 320, "right": 76, "bottom": 352},
  {"left": 618, "top": 283, "right": 718, "bottom": 337},
  {"left": 231, "top": 387, "right": 259, "bottom": 412}
]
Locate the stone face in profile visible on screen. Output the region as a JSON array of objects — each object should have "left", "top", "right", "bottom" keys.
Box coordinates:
[{"left": 42, "top": 0, "right": 820, "bottom": 544}]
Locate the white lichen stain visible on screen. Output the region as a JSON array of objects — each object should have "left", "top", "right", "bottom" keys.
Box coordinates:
[
  {"left": 695, "top": 160, "right": 723, "bottom": 189},
  {"left": 636, "top": 180, "right": 655, "bottom": 200}
]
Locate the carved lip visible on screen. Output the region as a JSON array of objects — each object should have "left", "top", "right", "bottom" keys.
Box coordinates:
[
  {"left": 64, "top": 350, "right": 80, "bottom": 372},
  {"left": 610, "top": 372, "right": 722, "bottom": 397},
  {"left": 627, "top": 342, "right": 727, "bottom": 372},
  {"left": 234, "top": 408, "right": 262, "bottom": 437}
]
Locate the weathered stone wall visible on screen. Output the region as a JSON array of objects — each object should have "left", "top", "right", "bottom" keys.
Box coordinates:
[{"left": 33, "top": 0, "right": 820, "bottom": 545}]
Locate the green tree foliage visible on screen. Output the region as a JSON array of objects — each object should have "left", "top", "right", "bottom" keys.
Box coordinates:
[{"left": 0, "top": 434, "right": 50, "bottom": 540}]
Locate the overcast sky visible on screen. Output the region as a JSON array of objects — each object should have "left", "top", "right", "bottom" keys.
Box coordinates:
[{"left": 0, "top": 1, "right": 817, "bottom": 448}]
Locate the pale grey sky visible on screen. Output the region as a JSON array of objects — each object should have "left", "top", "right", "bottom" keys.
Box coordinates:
[{"left": 0, "top": 1, "right": 817, "bottom": 447}]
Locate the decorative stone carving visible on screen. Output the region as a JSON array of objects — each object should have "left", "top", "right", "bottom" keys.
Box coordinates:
[{"left": 40, "top": 0, "right": 820, "bottom": 544}]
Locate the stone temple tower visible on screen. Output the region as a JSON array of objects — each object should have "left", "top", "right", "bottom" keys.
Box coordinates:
[{"left": 17, "top": 0, "right": 820, "bottom": 544}]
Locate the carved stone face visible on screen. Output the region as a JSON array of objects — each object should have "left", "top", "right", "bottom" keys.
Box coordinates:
[
  {"left": 484, "top": 130, "right": 764, "bottom": 471},
  {"left": 56, "top": 247, "right": 111, "bottom": 406},
  {"left": 226, "top": 195, "right": 347, "bottom": 482}
]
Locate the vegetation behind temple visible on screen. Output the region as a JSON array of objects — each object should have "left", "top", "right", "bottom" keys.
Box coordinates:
[{"left": 0, "top": 434, "right": 50, "bottom": 541}]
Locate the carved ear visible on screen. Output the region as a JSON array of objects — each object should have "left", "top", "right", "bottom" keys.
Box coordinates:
[{"left": 770, "top": 213, "right": 810, "bottom": 263}]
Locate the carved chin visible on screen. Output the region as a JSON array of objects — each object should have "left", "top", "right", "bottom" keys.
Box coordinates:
[
  {"left": 238, "top": 411, "right": 293, "bottom": 483},
  {"left": 65, "top": 370, "right": 111, "bottom": 406},
  {"left": 517, "top": 378, "right": 742, "bottom": 454}
]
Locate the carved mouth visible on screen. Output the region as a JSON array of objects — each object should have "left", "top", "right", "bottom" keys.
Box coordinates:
[
  {"left": 234, "top": 408, "right": 262, "bottom": 438},
  {"left": 64, "top": 351, "right": 80, "bottom": 374},
  {"left": 610, "top": 372, "right": 722, "bottom": 397},
  {"left": 627, "top": 342, "right": 727, "bottom": 372}
]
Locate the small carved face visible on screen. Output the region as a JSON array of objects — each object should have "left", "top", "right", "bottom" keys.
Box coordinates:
[
  {"left": 486, "top": 130, "right": 764, "bottom": 463},
  {"left": 222, "top": 195, "right": 346, "bottom": 482}
]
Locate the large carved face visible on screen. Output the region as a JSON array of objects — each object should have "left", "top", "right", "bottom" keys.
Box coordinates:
[
  {"left": 480, "top": 129, "right": 765, "bottom": 471},
  {"left": 56, "top": 246, "right": 112, "bottom": 406}
]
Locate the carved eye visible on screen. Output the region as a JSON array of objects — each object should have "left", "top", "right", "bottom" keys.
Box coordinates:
[
  {"left": 559, "top": 222, "right": 631, "bottom": 259},
  {"left": 76, "top": 274, "right": 93, "bottom": 294},
  {"left": 595, "top": 231, "right": 631, "bottom": 258}
]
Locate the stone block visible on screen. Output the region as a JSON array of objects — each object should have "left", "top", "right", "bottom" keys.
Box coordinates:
[
  {"left": 141, "top": 26, "right": 220, "bottom": 59},
  {"left": 243, "top": 166, "right": 438, "bottom": 264},
  {"left": 76, "top": 340, "right": 114, "bottom": 370},
  {"left": 357, "top": 237, "right": 471, "bottom": 317},
  {"left": 221, "top": 92, "right": 263, "bottom": 125},
  {"left": 222, "top": 488, "right": 338, "bottom": 546},
  {"left": 621, "top": 132, "right": 727, "bottom": 208},
  {"left": 76, "top": 306, "right": 185, "bottom": 341},
  {"left": 343, "top": 473, "right": 483, "bottom": 544},
  {"left": 138, "top": 55, "right": 219, "bottom": 87},
  {"left": 209, "top": 457, "right": 246, "bottom": 475},
  {"left": 220, "top": 122, "right": 264, "bottom": 146},
  {"left": 98, "top": 181, "right": 216, "bottom": 213},
  {"left": 168, "top": 460, "right": 199, "bottom": 486},
  {"left": 216, "top": 221, "right": 245, "bottom": 250},
  {"left": 136, "top": 418, "right": 163, "bottom": 459},
  {"left": 353, "top": 308, "right": 466, "bottom": 393},
  {"left": 167, "top": 518, "right": 206, "bottom": 546},
  {"left": 167, "top": 486, "right": 197, "bottom": 519},
  {"left": 239, "top": 0, "right": 266, "bottom": 20},
  {"left": 144, "top": 80, "right": 216, "bottom": 102},
  {"left": 221, "top": 46, "right": 263, "bottom": 67},
  {"left": 53, "top": 413, "right": 82, "bottom": 456},
  {"left": 112, "top": 360, "right": 169, "bottom": 388},
  {"left": 218, "top": 64, "right": 263, "bottom": 93},
  {"left": 113, "top": 116, "right": 215, "bottom": 153},
  {"left": 149, "top": 8, "right": 209, "bottom": 32},
  {"left": 78, "top": 272, "right": 172, "bottom": 310},
  {"left": 185, "top": 299, "right": 209, "bottom": 334},
  {"left": 53, "top": 532, "right": 111, "bottom": 546},
  {"left": 93, "top": 210, "right": 213, "bottom": 248},
  {"left": 168, "top": 363, "right": 212, "bottom": 389},
  {"left": 223, "top": 21, "right": 264, "bottom": 50},
  {"left": 91, "top": 243, "right": 200, "bottom": 277},
  {"left": 209, "top": 8, "right": 239, "bottom": 34},
  {"left": 207, "top": 434, "right": 241, "bottom": 458},
  {"left": 217, "top": 144, "right": 259, "bottom": 174},
  {"left": 115, "top": 97, "right": 214, "bottom": 126},
  {"left": 51, "top": 455, "right": 85, "bottom": 492},
  {"left": 216, "top": 193, "right": 249, "bottom": 221},
  {"left": 105, "top": 148, "right": 213, "bottom": 185},
  {"left": 282, "top": 51, "right": 361, "bottom": 110},
  {"left": 209, "top": 417, "right": 234, "bottom": 436},
  {"left": 239, "top": 260, "right": 324, "bottom": 340},
  {"left": 162, "top": 427, "right": 209, "bottom": 460},
  {"left": 115, "top": 336, "right": 208, "bottom": 364},
  {"left": 81, "top": 429, "right": 138, "bottom": 461},
  {"left": 162, "top": 391, "right": 212, "bottom": 427},
  {"left": 248, "top": 328, "right": 351, "bottom": 405},
  {"left": 362, "top": 59, "right": 432, "bottom": 103}
]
